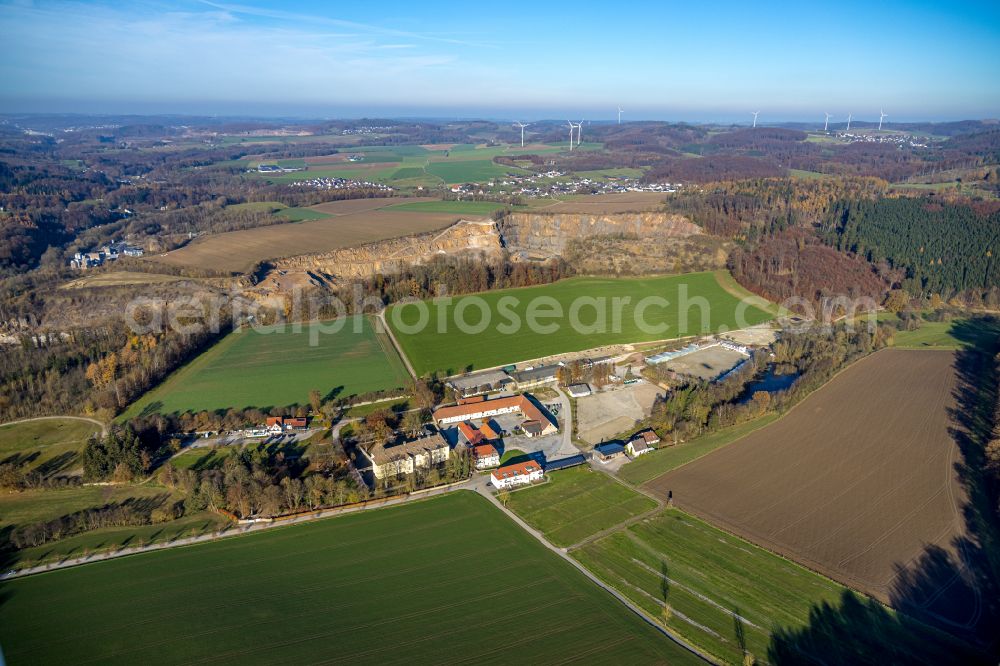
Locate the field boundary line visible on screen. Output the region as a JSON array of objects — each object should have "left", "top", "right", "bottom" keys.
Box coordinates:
[
  {"left": 375, "top": 309, "right": 417, "bottom": 379},
  {"left": 475, "top": 485, "right": 718, "bottom": 664}
]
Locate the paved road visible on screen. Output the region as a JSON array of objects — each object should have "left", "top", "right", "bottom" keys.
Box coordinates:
[
  {"left": 551, "top": 386, "right": 579, "bottom": 458},
  {"left": 0, "top": 415, "right": 107, "bottom": 438}
]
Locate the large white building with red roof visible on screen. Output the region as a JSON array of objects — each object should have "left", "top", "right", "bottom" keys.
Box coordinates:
[{"left": 490, "top": 460, "right": 543, "bottom": 489}]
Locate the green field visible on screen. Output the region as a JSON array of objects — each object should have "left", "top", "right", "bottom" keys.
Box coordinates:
[
  {"left": 506, "top": 466, "right": 657, "bottom": 547},
  {"left": 274, "top": 206, "right": 331, "bottom": 221},
  {"left": 0, "top": 418, "right": 101, "bottom": 476},
  {"left": 618, "top": 415, "right": 780, "bottom": 486},
  {"left": 121, "top": 315, "right": 409, "bottom": 418},
  {"left": 877, "top": 313, "right": 992, "bottom": 350},
  {"left": 573, "top": 508, "right": 848, "bottom": 664},
  {"left": 0, "top": 482, "right": 229, "bottom": 568},
  {"left": 387, "top": 272, "right": 774, "bottom": 376},
  {"left": 425, "top": 159, "right": 530, "bottom": 184},
  {"left": 0, "top": 492, "right": 698, "bottom": 665}
]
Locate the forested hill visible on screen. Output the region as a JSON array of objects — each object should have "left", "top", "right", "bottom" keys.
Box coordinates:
[{"left": 823, "top": 198, "right": 1000, "bottom": 296}]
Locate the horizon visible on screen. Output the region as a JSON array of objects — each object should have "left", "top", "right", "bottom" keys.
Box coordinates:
[{"left": 1, "top": 0, "right": 998, "bottom": 121}]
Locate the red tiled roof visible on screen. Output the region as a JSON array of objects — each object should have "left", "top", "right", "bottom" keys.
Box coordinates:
[
  {"left": 492, "top": 460, "right": 541, "bottom": 480},
  {"left": 434, "top": 395, "right": 551, "bottom": 427},
  {"left": 458, "top": 421, "right": 484, "bottom": 444},
  {"left": 480, "top": 421, "right": 501, "bottom": 440},
  {"left": 472, "top": 444, "right": 498, "bottom": 459}
]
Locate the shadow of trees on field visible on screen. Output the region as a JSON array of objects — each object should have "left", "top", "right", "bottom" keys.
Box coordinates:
[{"left": 768, "top": 317, "right": 1000, "bottom": 665}]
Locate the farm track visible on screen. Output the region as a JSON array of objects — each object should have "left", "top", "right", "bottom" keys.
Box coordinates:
[{"left": 0, "top": 415, "right": 107, "bottom": 438}]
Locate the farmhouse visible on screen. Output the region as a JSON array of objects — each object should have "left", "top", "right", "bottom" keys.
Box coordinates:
[
  {"left": 265, "top": 416, "right": 308, "bottom": 434},
  {"left": 433, "top": 394, "right": 557, "bottom": 436},
  {"left": 472, "top": 444, "right": 500, "bottom": 469},
  {"left": 593, "top": 442, "right": 626, "bottom": 463},
  {"left": 626, "top": 438, "right": 652, "bottom": 457},
  {"left": 360, "top": 432, "right": 450, "bottom": 479},
  {"left": 491, "top": 460, "right": 544, "bottom": 489}
]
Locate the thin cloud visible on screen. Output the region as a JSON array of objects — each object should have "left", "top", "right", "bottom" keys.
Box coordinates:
[{"left": 199, "top": 1, "right": 500, "bottom": 48}]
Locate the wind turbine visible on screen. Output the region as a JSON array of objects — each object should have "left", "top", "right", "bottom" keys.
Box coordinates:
[
  {"left": 751, "top": 111, "right": 760, "bottom": 128},
  {"left": 513, "top": 121, "right": 529, "bottom": 148},
  {"left": 617, "top": 106, "right": 623, "bottom": 125},
  {"left": 846, "top": 113, "right": 852, "bottom": 131},
  {"left": 878, "top": 109, "right": 888, "bottom": 131},
  {"left": 576, "top": 120, "right": 584, "bottom": 146},
  {"left": 566, "top": 121, "right": 576, "bottom": 150},
  {"left": 823, "top": 112, "right": 832, "bottom": 132}
]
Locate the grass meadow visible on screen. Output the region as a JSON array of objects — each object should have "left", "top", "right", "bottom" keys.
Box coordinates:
[
  {"left": 506, "top": 466, "right": 656, "bottom": 547},
  {"left": 0, "top": 419, "right": 101, "bottom": 476},
  {"left": 0, "top": 492, "right": 697, "bottom": 665},
  {"left": 387, "top": 272, "right": 773, "bottom": 376},
  {"left": 573, "top": 509, "right": 849, "bottom": 665},
  {"left": 121, "top": 315, "right": 409, "bottom": 418}
]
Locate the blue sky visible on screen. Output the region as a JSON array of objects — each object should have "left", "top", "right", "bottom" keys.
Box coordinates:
[{"left": 1, "top": 0, "right": 998, "bottom": 121}]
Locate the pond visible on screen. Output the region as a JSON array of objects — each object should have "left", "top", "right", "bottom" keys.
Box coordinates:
[{"left": 737, "top": 365, "right": 799, "bottom": 403}]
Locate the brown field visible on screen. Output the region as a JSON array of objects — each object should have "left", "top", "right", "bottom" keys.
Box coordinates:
[
  {"left": 309, "top": 196, "right": 434, "bottom": 216},
  {"left": 543, "top": 192, "right": 667, "bottom": 214},
  {"left": 58, "top": 271, "right": 209, "bottom": 289},
  {"left": 646, "top": 350, "right": 973, "bottom": 615},
  {"left": 151, "top": 207, "right": 460, "bottom": 273}
]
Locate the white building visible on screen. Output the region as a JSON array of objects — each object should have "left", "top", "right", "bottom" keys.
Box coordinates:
[{"left": 491, "top": 460, "right": 544, "bottom": 489}]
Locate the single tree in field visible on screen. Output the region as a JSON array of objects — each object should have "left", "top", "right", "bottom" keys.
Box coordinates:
[
  {"left": 497, "top": 489, "right": 511, "bottom": 507},
  {"left": 402, "top": 409, "right": 425, "bottom": 437},
  {"left": 309, "top": 389, "right": 323, "bottom": 414}
]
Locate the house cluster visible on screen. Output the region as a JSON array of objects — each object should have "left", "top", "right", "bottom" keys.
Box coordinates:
[
  {"left": 478, "top": 173, "right": 679, "bottom": 198},
  {"left": 287, "top": 176, "right": 393, "bottom": 192},
  {"left": 340, "top": 126, "right": 393, "bottom": 135},
  {"left": 70, "top": 241, "right": 144, "bottom": 269},
  {"left": 836, "top": 131, "right": 928, "bottom": 148},
  {"left": 593, "top": 429, "right": 660, "bottom": 463}
]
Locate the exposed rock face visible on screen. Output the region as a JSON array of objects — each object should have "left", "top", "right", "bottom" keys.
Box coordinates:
[
  {"left": 255, "top": 211, "right": 703, "bottom": 293},
  {"left": 272, "top": 219, "right": 503, "bottom": 280},
  {"left": 499, "top": 212, "right": 701, "bottom": 257}
]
